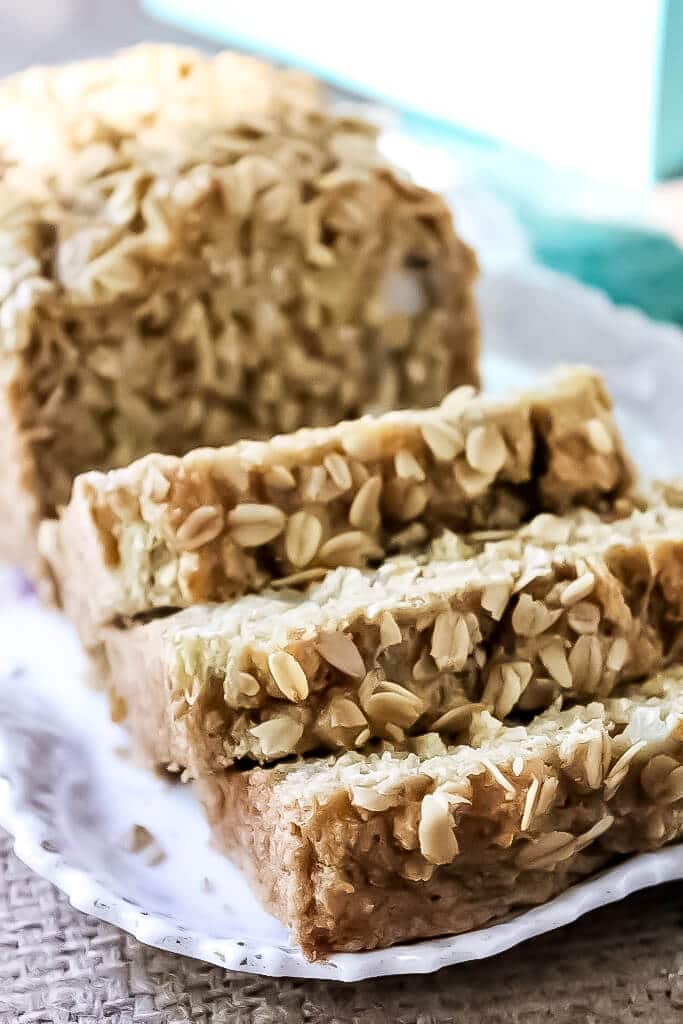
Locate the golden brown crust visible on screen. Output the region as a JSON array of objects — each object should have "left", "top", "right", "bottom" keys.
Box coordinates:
[{"left": 200, "top": 675, "right": 683, "bottom": 958}]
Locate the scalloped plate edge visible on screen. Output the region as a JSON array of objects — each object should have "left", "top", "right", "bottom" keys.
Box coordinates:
[{"left": 2, "top": 774, "right": 682, "bottom": 982}]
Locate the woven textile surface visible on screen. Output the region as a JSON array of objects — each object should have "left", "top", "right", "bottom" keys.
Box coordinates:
[{"left": 0, "top": 830, "right": 681, "bottom": 1023}]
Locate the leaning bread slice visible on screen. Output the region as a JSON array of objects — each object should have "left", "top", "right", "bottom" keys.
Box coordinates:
[
  {"left": 199, "top": 672, "right": 683, "bottom": 958},
  {"left": 100, "top": 504, "right": 683, "bottom": 774},
  {"left": 46, "top": 366, "right": 634, "bottom": 638}
]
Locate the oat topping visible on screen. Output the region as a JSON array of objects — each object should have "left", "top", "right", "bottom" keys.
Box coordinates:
[
  {"left": 418, "top": 793, "right": 459, "bottom": 864},
  {"left": 268, "top": 651, "right": 309, "bottom": 702},
  {"left": 253, "top": 672, "right": 683, "bottom": 832},
  {"left": 101, "top": 504, "right": 683, "bottom": 770}
]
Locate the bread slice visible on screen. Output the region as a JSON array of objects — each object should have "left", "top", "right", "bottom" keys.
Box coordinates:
[
  {"left": 45, "top": 367, "right": 634, "bottom": 638},
  {"left": 96, "top": 503, "right": 683, "bottom": 774},
  {"left": 0, "top": 43, "right": 478, "bottom": 581},
  {"left": 199, "top": 672, "right": 683, "bottom": 958}
]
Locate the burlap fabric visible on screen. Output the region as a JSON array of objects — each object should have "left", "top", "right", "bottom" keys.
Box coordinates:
[{"left": 0, "top": 830, "right": 680, "bottom": 1023}]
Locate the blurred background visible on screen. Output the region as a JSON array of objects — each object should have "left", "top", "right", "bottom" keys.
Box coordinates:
[
  {"left": 0, "top": 0, "right": 197, "bottom": 72},
  {"left": 2, "top": 0, "right": 683, "bottom": 325}
]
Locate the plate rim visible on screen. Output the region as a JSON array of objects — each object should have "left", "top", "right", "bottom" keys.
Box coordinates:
[{"left": 2, "top": 770, "right": 682, "bottom": 982}]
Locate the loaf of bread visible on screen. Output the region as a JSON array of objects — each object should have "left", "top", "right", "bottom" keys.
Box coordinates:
[{"left": 0, "top": 44, "right": 479, "bottom": 580}]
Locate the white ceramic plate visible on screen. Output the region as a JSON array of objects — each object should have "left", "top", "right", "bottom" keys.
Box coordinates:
[{"left": 2, "top": 262, "right": 683, "bottom": 981}]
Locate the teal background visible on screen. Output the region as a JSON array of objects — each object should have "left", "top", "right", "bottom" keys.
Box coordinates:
[{"left": 654, "top": 0, "right": 683, "bottom": 181}]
